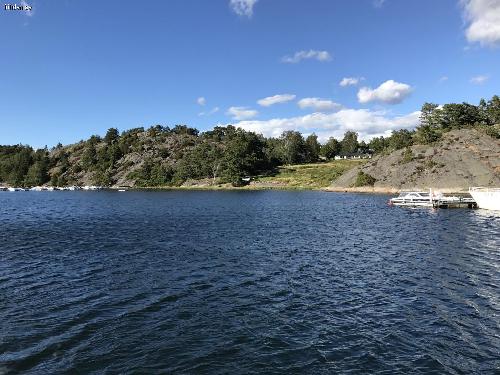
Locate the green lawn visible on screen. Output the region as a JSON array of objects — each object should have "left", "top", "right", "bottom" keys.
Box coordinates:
[{"left": 253, "top": 160, "right": 365, "bottom": 189}]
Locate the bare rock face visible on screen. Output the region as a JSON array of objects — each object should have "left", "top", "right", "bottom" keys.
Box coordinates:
[{"left": 331, "top": 129, "right": 500, "bottom": 192}]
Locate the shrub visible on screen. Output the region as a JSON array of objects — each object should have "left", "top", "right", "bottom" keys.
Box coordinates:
[
  {"left": 353, "top": 171, "right": 376, "bottom": 187},
  {"left": 401, "top": 147, "right": 414, "bottom": 163}
]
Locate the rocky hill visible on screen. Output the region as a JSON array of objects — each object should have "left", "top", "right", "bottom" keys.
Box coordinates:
[{"left": 328, "top": 129, "right": 500, "bottom": 193}]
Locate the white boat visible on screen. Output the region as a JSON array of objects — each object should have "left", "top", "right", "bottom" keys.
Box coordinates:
[
  {"left": 390, "top": 189, "right": 477, "bottom": 209},
  {"left": 469, "top": 187, "right": 500, "bottom": 210},
  {"left": 390, "top": 191, "right": 434, "bottom": 207}
]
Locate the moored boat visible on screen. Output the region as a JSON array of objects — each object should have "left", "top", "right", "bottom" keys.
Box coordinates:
[
  {"left": 469, "top": 187, "right": 500, "bottom": 211},
  {"left": 390, "top": 189, "right": 477, "bottom": 209},
  {"left": 389, "top": 191, "right": 433, "bottom": 207}
]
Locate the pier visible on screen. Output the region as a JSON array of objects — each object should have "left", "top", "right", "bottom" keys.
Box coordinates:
[{"left": 432, "top": 197, "right": 477, "bottom": 209}]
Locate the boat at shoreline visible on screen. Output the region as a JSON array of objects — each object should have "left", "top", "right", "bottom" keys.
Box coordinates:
[
  {"left": 469, "top": 187, "right": 500, "bottom": 210},
  {"left": 390, "top": 189, "right": 477, "bottom": 209}
]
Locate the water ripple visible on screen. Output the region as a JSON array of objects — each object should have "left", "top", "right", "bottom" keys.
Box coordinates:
[{"left": 0, "top": 191, "right": 499, "bottom": 374}]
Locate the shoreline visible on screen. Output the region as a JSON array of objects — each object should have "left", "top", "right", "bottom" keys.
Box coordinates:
[{"left": 2, "top": 184, "right": 476, "bottom": 194}]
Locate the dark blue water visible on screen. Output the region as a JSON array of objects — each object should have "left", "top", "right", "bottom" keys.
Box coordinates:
[{"left": 1, "top": 191, "right": 499, "bottom": 374}]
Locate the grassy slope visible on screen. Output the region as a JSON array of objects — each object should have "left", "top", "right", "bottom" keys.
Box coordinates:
[{"left": 249, "top": 160, "right": 366, "bottom": 190}]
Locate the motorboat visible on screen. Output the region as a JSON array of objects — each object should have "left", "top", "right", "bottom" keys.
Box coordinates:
[
  {"left": 390, "top": 189, "right": 477, "bottom": 209},
  {"left": 469, "top": 187, "right": 500, "bottom": 210},
  {"left": 389, "top": 191, "right": 434, "bottom": 207}
]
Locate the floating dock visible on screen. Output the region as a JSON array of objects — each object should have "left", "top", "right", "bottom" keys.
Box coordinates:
[{"left": 431, "top": 197, "right": 477, "bottom": 209}]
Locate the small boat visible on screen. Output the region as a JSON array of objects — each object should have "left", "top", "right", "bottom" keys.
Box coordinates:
[
  {"left": 389, "top": 191, "right": 434, "bottom": 207},
  {"left": 390, "top": 189, "right": 477, "bottom": 209},
  {"left": 469, "top": 187, "right": 500, "bottom": 210},
  {"left": 118, "top": 189, "right": 126, "bottom": 192}
]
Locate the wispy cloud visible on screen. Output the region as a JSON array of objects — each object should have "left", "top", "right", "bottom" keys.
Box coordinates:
[
  {"left": 297, "top": 98, "right": 342, "bottom": 112},
  {"left": 470, "top": 74, "right": 489, "bottom": 84},
  {"left": 197, "top": 97, "right": 206, "bottom": 106},
  {"left": 235, "top": 109, "right": 420, "bottom": 142},
  {"left": 257, "top": 94, "right": 296, "bottom": 107},
  {"left": 373, "top": 0, "right": 386, "bottom": 8},
  {"left": 462, "top": 0, "right": 500, "bottom": 47},
  {"left": 226, "top": 106, "right": 258, "bottom": 120},
  {"left": 281, "top": 50, "right": 332, "bottom": 64},
  {"left": 229, "top": 0, "right": 258, "bottom": 18},
  {"left": 439, "top": 76, "right": 449, "bottom": 83},
  {"left": 357, "top": 80, "right": 413, "bottom": 104},
  {"left": 339, "top": 77, "right": 363, "bottom": 87},
  {"left": 198, "top": 107, "right": 220, "bottom": 117}
]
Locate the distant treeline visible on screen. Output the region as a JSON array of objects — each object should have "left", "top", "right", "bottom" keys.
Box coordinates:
[{"left": 1, "top": 95, "right": 498, "bottom": 188}]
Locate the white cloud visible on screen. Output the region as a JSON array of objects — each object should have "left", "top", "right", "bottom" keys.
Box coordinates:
[
  {"left": 297, "top": 98, "right": 342, "bottom": 112},
  {"left": 281, "top": 50, "right": 332, "bottom": 64},
  {"left": 470, "top": 74, "right": 490, "bottom": 84},
  {"left": 229, "top": 0, "right": 258, "bottom": 17},
  {"left": 257, "top": 94, "right": 296, "bottom": 107},
  {"left": 339, "top": 77, "right": 363, "bottom": 87},
  {"left": 235, "top": 109, "right": 420, "bottom": 142},
  {"left": 462, "top": 0, "right": 500, "bottom": 46},
  {"left": 357, "top": 80, "right": 412, "bottom": 104},
  {"left": 198, "top": 107, "right": 220, "bottom": 117},
  {"left": 373, "top": 0, "right": 386, "bottom": 8},
  {"left": 197, "top": 97, "right": 206, "bottom": 106},
  {"left": 226, "top": 106, "right": 258, "bottom": 120},
  {"left": 439, "top": 76, "right": 449, "bottom": 82}
]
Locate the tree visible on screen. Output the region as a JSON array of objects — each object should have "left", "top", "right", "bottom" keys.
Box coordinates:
[
  {"left": 487, "top": 95, "right": 500, "bottom": 124},
  {"left": 24, "top": 149, "right": 49, "bottom": 186},
  {"left": 368, "top": 136, "right": 388, "bottom": 154},
  {"left": 222, "top": 129, "right": 266, "bottom": 184},
  {"left": 419, "top": 103, "right": 440, "bottom": 128},
  {"left": 440, "top": 103, "right": 481, "bottom": 129},
  {"left": 81, "top": 143, "right": 97, "bottom": 170},
  {"left": 321, "top": 137, "right": 341, "bottom": 159},
  {"left": 279, "top": 131, "right": 307, "bottom": 165},
  {"left": 104, "top": 128, "right": 119, "bottom": 145},
  {"left": 24, "top": 161, "right": 48, "bottom": 186},
  {"left": 305, "top": 133, "right": 320, "bottom": 162},
  {"left": 340, "top": 131, "right": 359, "bottom": 154},
  {"left": 8, "top": 147, "right": 33, "bottom": 186},
  {"left": 388, "top": 129, "right": 414, "bottom": 150},
  {"left": 414, "top": 124, "right": 440, "bottom": 145}
]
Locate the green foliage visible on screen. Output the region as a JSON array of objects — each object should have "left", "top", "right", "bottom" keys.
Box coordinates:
[
  {"left": 414, "top": 124, "right": 441, "bottom": 144},
  {"left": 279, "top": 131, "right": 307, "bottom": 165},
  {"left": 368, "top": 136, "right": 388, "bottom": 154},
  {"left": 132, "top": 159, "right": 174, "bottom": 186},
  {"left": 305, "top": 133, "right": 320, "bottom": 162},
  {"left": 1, "top": 94, "right": 498, "bottom": 188},
  {"left": 81, "top": 143, "right": 97, "bottom": 170},
  {"left": 419, "top": 103, "right": 441, "bottom": 128},
  {"left": 388, "top": 129, "right": 414, "bottom": 150},
  {"left": 321, "top": 137, "right": 341, "bottom": 159},
  {"left": 353, "top": 171, "right": 376, "bottom": 187},
  {"left": 24, "top": 149, "right": 49, "bottom": 186},
  {"left": 104, "top": 128, "right": 120, "bottom": 145},
  {"left": 401, "top": 147, "right": 414, "bottom": 164},
  {"left": 340, "top": 131, "right": 359, "bottom": 154}
]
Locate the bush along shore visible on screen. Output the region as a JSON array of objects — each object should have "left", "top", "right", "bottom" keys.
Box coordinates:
[{"left": 1, "top": 95, "right": 499, "bottom": 191}]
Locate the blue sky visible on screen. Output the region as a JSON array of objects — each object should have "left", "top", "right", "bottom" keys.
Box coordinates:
[{"left": 1, "top": 0, "right": 499, "bottom": 147}]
